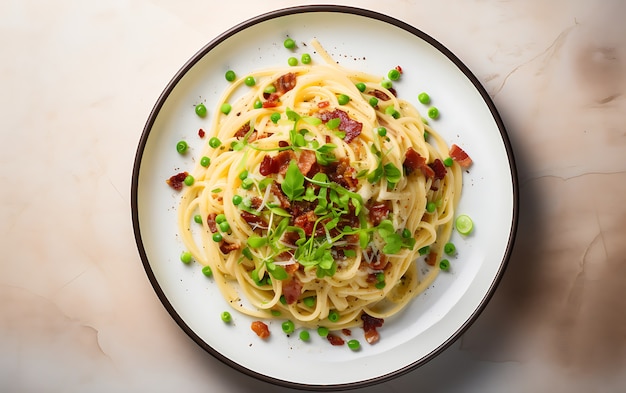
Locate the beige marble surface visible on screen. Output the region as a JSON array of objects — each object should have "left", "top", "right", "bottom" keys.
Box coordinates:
[{"left": 1, "top": 0, "right": 625, "bottom": 392}]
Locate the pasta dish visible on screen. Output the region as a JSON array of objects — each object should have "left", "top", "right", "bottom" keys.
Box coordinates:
[{"left": 172, "top": 40, "right": 471, "bottom": 344}]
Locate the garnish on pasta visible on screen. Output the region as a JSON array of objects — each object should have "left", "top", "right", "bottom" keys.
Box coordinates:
[{"left": 171, "top": 39, "right": 471, "bottom": 345}]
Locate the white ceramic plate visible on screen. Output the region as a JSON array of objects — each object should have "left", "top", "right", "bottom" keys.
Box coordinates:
[{"left": 132, "top": 5, "right": 518, "bottom": 390}]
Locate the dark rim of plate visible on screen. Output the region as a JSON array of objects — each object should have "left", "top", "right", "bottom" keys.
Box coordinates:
[{"left": 131, "top": 4, "right": 519, "bottom": 391}]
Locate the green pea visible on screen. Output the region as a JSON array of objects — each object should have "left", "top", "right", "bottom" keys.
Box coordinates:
[
  {"left": 209, "top": 137, "right": 221, "bottom": 148},
  {"left": 303, "top": 296, "right": 316, "bottom": 308},
  {"left": 220, "top": 103, "right": 232, "bottom": 114},
  {"left": 439, "top": 259, "right": 450, "bottom": 271},
  {"left": 195, "top": 103, "right": 207, "bottom": 117},
  {"left": 212, "top": 233, "right": 223, "bottom": 242},
  {"left": 347, "top": 339, "right": 361, "bottom": 350},
  {"left": 180, "top": 251, "right": 192, "bottom": 264},
  {"left": 253, "top": 99, "right": 263, "bottom": 109},
  {"left": 369, "top": 97, "right": 379, "bottom": 107},
  {"left": 402, "top": 228, "right": 411, "bottom": 238},
  {"left": 270, "top": 112, "right": 281, "bottom": 124},
  {"left": 299, "top": 330, "right": 310, "bottom": 341},
  {"left": 241, "top": 177, "right": 254, "bottom": 190},
  {"left": 375, "top": 281, "right": 386, "bottom": 289},
  {"left": 418, "top": 245, "right": 430, "bottom": 256},
  {"left": 381, "top": 79, "right": 393, "bottom": 89},
  {"left": 264, "top": 85, "right": 276, "bottom": 94},
  {"left": 244, "top": 76, "right": 256, "bottom": 86},
  {"left": 377, "top": 127, "right": 387, "bottom": 137},
  {"left": 418, "top": 92, "right": 430, "bottom": 105},
  {"left": 355, "top": 82, "right": 366, "bottom": 92},
  {"left": 215, "top": 214, "right": 226, "bottom": 224},
  {"left": 287, "top": 57, "right": 298, "bottom": 66},
  {"left": 317, "top": 326, "right": 329, "bottom": 337},
  {"left": 444, "top": 242, "right": 456, "bottom": 255},
  {"left": 328, "top": 310, "right": 340, "bottom": 322},
  {"left": 232, "top": 195, "right": 243, "bottom": 205},
  {"left": 219, "top": 221, "right": 230, "bottom": 233},
  {"left": 282, "top": 320, "right": 295, "bottom": 334},
  {"left": 376, "top": 273, "right": 385, "bottom": 283},
  {"left": 202, "top": 265, "right": 212, "bottom": 277},
  {"left": 385, "top": 106, "right": 400, "bottom": 119},
  {"left": 443, "top": 157, "right": 454, "bottom": 167},
  {"left": 238, "top": 170, "right": 248, "bottom": 180},
  {"left": 200, "top": 156, "right": 210, "bottom": 167},
  {"left": 428, "top": 107, "right": 439, "bottom": 119},
  {"left": 337, "top": 94, "right": 350, "bottom": 105},
  {"left": 301, "top": 53, "right": 311, "bottom": 64},
  {"left": 225, "top": 70, "right": 236, "bottom": 82},
  {"left": 183, "top": 175, "right": 194, "bottom": 186},
  {"left": 283, "top": 37, "right": 296, "bottom": 49},
  {"left": 426, "top": 201, "right": 437, "bottom": 213},
  {"left": 176, "top": 140, "right": 188, "bottom": 154},
  {"left": 193, "top": 214, "right": 202, "bottom": 224},
  {"left": 221, "top": 311, "right": 232, "bottom": 323},
  {"left": 388, "top": 69, "right": 401, "bottom": 81}
]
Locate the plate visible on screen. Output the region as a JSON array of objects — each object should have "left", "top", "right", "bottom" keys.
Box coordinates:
[{"left": 131, "top": 5, "right": 518, "bottom": 390}]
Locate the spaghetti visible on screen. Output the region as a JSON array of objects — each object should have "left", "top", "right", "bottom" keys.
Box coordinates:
[{"left": 175, "top": 40, "right": 466, "bottom": 342}]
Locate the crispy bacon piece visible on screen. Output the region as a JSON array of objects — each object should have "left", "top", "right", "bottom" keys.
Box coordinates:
[
  {"left": 297, "top": 149, "right": 317, "bottom": 177},
  {"left": 206, "top": 213, "right": 218, "bottom": 233},
  {"left": 342, "top": 329, "right": 352, "bottom": 336},
  {"left": 317, "top": 100, "right": 330, "bottom": 108},
  {"left": 275, "top": 72, "right": 297, "bottom": 94},
  {"left": 166, "top": 172, "right": 188, "bottom": 191},
  {"left": 219, "top": 241, "right": 239, "bottom": 254},
  {"left": 368, "top": 201, "right": 391, "bottom": 226},
  {"left": 240, "top": 211, "right": 267, "bottom": 231},
  {"left": 234, "top": 123, "right": 251, "bottom": 139},
  {"left": 449, "top": 144, "right": 472, "bottom": 167},
  {"left": 403, "top": 148, "right": 436, "bottom": 179},
  {"left": 270, "top": 182, "right": 291, "bottom": 209},
  {"left": 251, "top": 321, "right": 270, "bottom": 339},
  {"left": 259, "top": 155, "right": 278, "bottom": 176},
  {"left": 318, "top": 109, "right": 362, "bottom": 143},
  {"left": 282, "top": 277, "right": 303, "bottom": 304},
  {"left": 425, "top": 251, "right": 438, "bottom": 266},
  {"left": 370, "top": 254, "right": 389, "bottom": 271},
  {"left": 275, "top": 151, "right": 295, "bottom": 175},
  {"left": 361, "top": 313, "right": 384, "bottom": 344},
  {"left": 429, "top": 158, "right": 447, "bottom": 180},
  {"left": 262, "top": 93, "right": 280, "bottom": 108},
  {"left": 369, "top": 89, "right": 391, "bottom": 101},
  {"left": 294, "top": 210, "right": 317, "bottom": 236},
  {"left": 326, "top": 157, "right": 357, "bottom": 191},
  {"left": 198, "top": 128, "right": 205, "bottom": 138},
  {"left": 327, "top": 334, "right": 345, "bottom": 346}
]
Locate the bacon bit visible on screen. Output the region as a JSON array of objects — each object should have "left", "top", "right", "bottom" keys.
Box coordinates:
[
  {"left": 318, "top": 109, "right": 362, "bottom": 143},
  {"left": 276, "top": 151, "right": 295, "bottom": 175},
  {"left": 369, "top": 89, "right": 391, "bottom": 101},
  {"left": 198, "top": 128, "right": 205, "bottom": 138},
  {"left": 249, "top": 196, "right": 263, "bottom": 210},
  {"left": 284, "top": 261, "right": 300, "bottom": 274},
  {"left": 450, "top": 144, "right": 473, "bottom": 167},
  {"left": 395, "top": 65, "right": 403, "bottom": 74},
  {"left": 294, "top": 210, "right": 317, "bottom": 236},
  {"left": 425, "top": 251, "right": 438, "bottom": 266},
  {"left": 342, "top": 329, "right": 352, "bottom": 336},
  {"left": 270, "top": 182, "right": 291, "bottom": 209},
  {"left": 278, "top": 140, "right": 290, "bottom": 148},
  {"left": 259, "top": 155, "right": 278, "bottom": 176},
  {"left": 368, "top": 201, "right": 391, "bottom": 226},
  {"left": 282, "top": 277, "right": 303, "bottom": 304},
  {"left": 420, "top": 164, "right": 435, "bottom": 179},
  {"left": 370, "top": 253, "right": 389, "bottom": 271},
  {"left": 327, "top": 334, "right": 345, "bottom": 346},
  {"left": 251, "top": 321, "right": 270, "bottom": 339},
  {"left": 219, "top": 241, "right": 240, "bottom": 254},
  {"left": 166, "top": 172, "right": 188, "bottom": 191},
  {"left": 317, "top": 100, "right": 330, "bottom": 108},
  {"left": 326, "top": 158, "right": 357, "bottom": 191},
  {"left": 429, "top": 159, "right": 447, "bottom": 180},
  {"left": 297, "top": 149, "right": 317, "bottom": 177},
  {"left": 234, "top": 123, "right": 251, "bottom": 139},
  {"left": 262, "top": 93, "right": 280, "bottom": 108},
  {"left": 275, "top": 72, "right": 297, "bottom": 94},
  {"left": 403, "top": 148, "right": 425, "bottom": 176},
  {"left": 206, "top": 213, "right": 218, "bottom": 233},
  {"left": 240, "top": 211, "right": 267, "bottom": 230},
  {"left": 361, "top": 313, "right": 384, "bottom": 344}
]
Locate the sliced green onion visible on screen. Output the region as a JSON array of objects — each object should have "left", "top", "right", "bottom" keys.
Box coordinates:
[
  {"left": 455, "top": 214, "right": 474, "bottom": 235},
  {"left": 247, "top": 236, "right": 267, "bottom": 248}
]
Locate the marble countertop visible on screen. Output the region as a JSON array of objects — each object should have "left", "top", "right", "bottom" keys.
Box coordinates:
[{"left": 1, "top": 0, "right": 624, "bottom": 392}]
